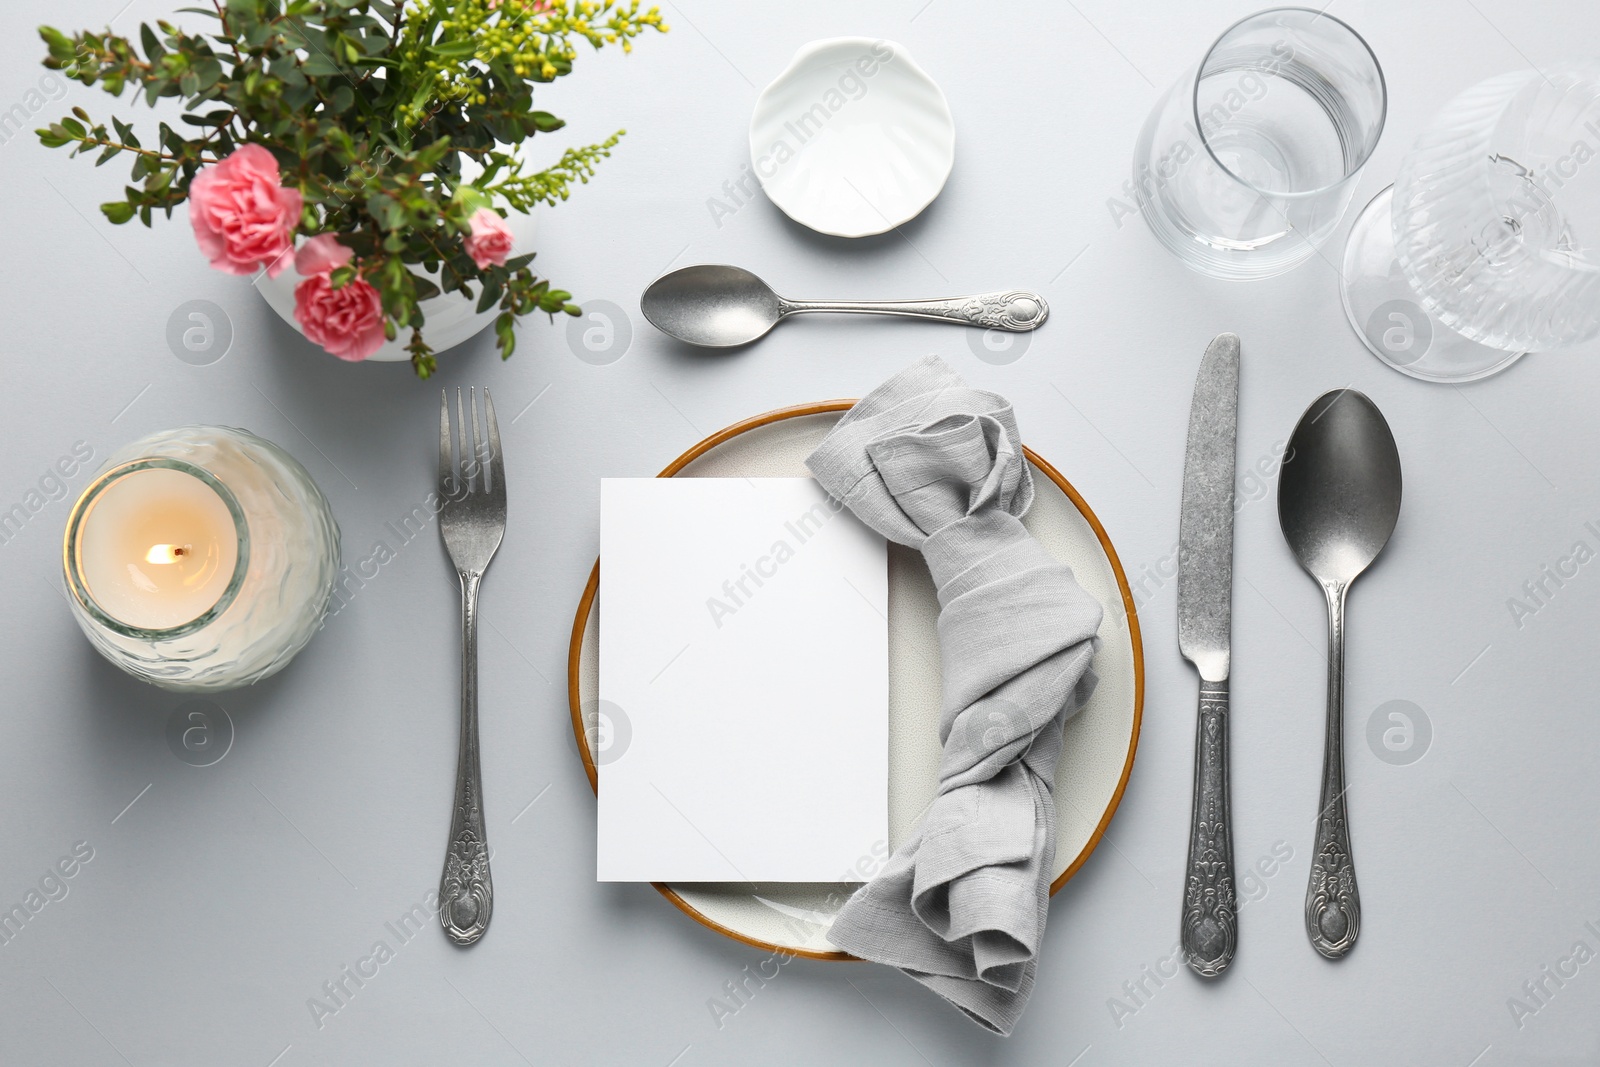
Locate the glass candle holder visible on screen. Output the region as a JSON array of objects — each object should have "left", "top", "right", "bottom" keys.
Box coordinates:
[{"left": 63, "top": 426, "right": 340, "bottom": 692}]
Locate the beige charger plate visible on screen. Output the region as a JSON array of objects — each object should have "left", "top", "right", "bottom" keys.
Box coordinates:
[{"left": 568, "top": 401, "right": 1144, "bottom": 960}]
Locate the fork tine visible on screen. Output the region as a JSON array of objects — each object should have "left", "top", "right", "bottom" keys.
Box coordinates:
[
  {"left": 439, "top": 389, "right": 453, "bottom": 495},
  {"left": 470, "top": 386, "right": 486, "bottom": 494},
  {"left": 456, "top": 387, "right": 471, "bottom": 492},
  {"left": 484, "top": 388, "right": 504, "bottom": 499}
]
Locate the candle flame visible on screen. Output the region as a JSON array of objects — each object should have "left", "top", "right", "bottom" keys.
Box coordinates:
[{"left": 145, "top": 544, "right": 191, "bottom": 565}]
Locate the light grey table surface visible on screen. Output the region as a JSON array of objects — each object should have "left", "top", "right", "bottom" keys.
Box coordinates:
[{"left": 3, "top": 1, "right": 1599, "bottom": 1064}]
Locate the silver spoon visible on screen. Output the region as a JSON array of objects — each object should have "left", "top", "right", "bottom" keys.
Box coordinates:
[
  {"left": 640, "top": 264, "right": 1049, "bottom": 348},
  {"left": 1278, "top": 389, "right": 1402, "bottom": 960}
]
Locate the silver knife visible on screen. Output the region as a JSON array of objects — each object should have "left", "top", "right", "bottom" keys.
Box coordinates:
[{"left": 1177, "top": 332, "right": 1241, "bottom": 977}]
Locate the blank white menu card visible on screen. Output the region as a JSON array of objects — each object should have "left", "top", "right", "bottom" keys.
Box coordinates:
[{"left": 597, "top": 477, "right": 888, "bottom": 882}]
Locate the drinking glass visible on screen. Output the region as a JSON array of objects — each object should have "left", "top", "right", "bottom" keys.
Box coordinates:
[
  {"left": 1133, "top": 8, "right": 1387, "bottom": 279},
  {"left": 1342, "top": 61, "right": 1600, "bottom": 382}
]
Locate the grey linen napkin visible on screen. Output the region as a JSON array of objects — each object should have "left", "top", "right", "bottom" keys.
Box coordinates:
[{"left": 805, "top": 356, "right": 1104, "bottom": 1035}]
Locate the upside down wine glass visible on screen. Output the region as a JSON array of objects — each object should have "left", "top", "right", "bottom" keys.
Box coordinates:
[{"left": 1342, "top": 61, "right": 1600, "bottom": 382}]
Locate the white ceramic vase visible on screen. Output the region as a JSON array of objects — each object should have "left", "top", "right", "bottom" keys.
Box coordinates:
[{"left": 254, "top": 208, "right": 537, "bottom": 363}]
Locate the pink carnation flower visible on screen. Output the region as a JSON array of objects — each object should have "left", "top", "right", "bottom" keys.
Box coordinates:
[
  {"left": 464, "top": 207, "right": 515, "bottom": 269},
  {"left": 188, "top": 144, "right": 302, "bottom": 278},
  {"left": 292, "top": 235, "right": 387, "bottom": 362},
  {"left": 294, "top": 233, "right": 353, "bottom": 276}
]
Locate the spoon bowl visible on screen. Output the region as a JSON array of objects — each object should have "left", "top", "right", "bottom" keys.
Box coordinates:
[
  {"left": 1279, "top": 390, "right": 1402, "bottom": 585},
  {"left": 640, "top": 265, "right": 784, "bottom": 348},
  {"left": 1278, "top": 388, "right": 1402, "bottom": 961}
]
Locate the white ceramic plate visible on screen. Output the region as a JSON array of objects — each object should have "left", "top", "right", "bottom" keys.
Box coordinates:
[
  {"left": 255, "top": 209, "right": 536, "bottom": 363},
  {"left": 568, "top": 403, "right": 1144, "bottom": 959},
  {"left": 748, "top": 38, "right": 956, "bottom": 238}
]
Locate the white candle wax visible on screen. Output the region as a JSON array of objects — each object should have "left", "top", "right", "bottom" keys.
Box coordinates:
[{"left": 75, "top": 467, "right": 239, "bottom": 631}]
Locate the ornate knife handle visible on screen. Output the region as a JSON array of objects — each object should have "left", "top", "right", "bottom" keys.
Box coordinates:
[
  {"left": 782, "top": 290, "right": 1049, "bottom": 332},
  {"left": 440, "top": 571, "right": 493, "bottom": 945},
  {"left": 1181, "top": 679, "right": 1237, "bottom": 977},
  {"left": 1307, "top": 584, "right": 1359, "bottom": 958}
]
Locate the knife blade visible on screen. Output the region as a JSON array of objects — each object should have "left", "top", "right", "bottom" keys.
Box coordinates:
[
  {"left": 1178, "top": 333, "right": 1239, "bottom": 681},
  {"left": 1176, "top": 332, "right": 1240, "bottom": 978}
]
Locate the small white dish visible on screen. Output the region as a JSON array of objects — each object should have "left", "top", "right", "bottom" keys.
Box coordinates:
[{"left": 748, "top": 37, "right": 955, "bottom": 238}]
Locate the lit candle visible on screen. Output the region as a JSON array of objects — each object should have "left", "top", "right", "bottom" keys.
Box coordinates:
[
  {"left": 63, "top": 426, "right": 340, "bottom": 692},
  {"left": 72, "top": 465, "right": 241, "bottom": 631}
]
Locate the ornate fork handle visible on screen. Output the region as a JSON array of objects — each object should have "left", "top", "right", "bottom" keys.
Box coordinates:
[
  {"left": 440, "top": 570, "right": 492, "bottom": 945},
  {"left": 781, "top": 290, "right": 1049, "bottom": 332},
  {"left": 1181, "top": 680, "right": 1236, "bottom": 977}
]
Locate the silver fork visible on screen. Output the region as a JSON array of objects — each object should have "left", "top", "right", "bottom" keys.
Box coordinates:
[{"left": 437, "top": 387, "right": 505, "bottom": 946}]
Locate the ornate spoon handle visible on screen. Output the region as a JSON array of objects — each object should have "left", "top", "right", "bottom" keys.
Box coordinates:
[
  {"left": 781, "top": 290, "right": 1049, "bottom": 331},
  {"left": 440, "top": 571, "right": 492, "bottom": 945},
  {"left": 1181, "top": 679, "right": 1236, "bottom": 977},
  {"left": 1307, "top": 583, "right": 1359, "bottom": 957}
]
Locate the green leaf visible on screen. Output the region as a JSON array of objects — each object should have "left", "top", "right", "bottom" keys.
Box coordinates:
[
  {"left": 179, "top": 109, "right": 233, "bottom": 127},
  {"left": 194, "top": 57, "right": 225, "bottom": 91},
  {"left": 301, "top": 51, "right": 342, "bottom": 77},
  {"left": 39, "top": 26, "right": 76, "bottom": 62},
  {"left": 100, "top": 201, "right": 136, "bottom": 224},
  {"left": 429, "top": 39, "right": 479, "bottom": 58},
  {"left": 451, "top": 185, "right": 491, "bottom": 214},
  {"left": 475, "top": 275, "right": 503, "bottom": 314},
  {"left": 111, "top": 116, "right": 140, "bottom": 147},
  {"left": 494, "top": 312, "right": 516, "bottom": 359},
  {"left": 366, "top": 191, "right": 403, "bottom": 230},
  {"left": 245, "top": 19, "right": 279, "bottom": 48}
]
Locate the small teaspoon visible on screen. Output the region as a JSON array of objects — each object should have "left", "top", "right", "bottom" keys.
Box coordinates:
[{"left": 640, "top": 264, "right": 1049, "bottom": 348}]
